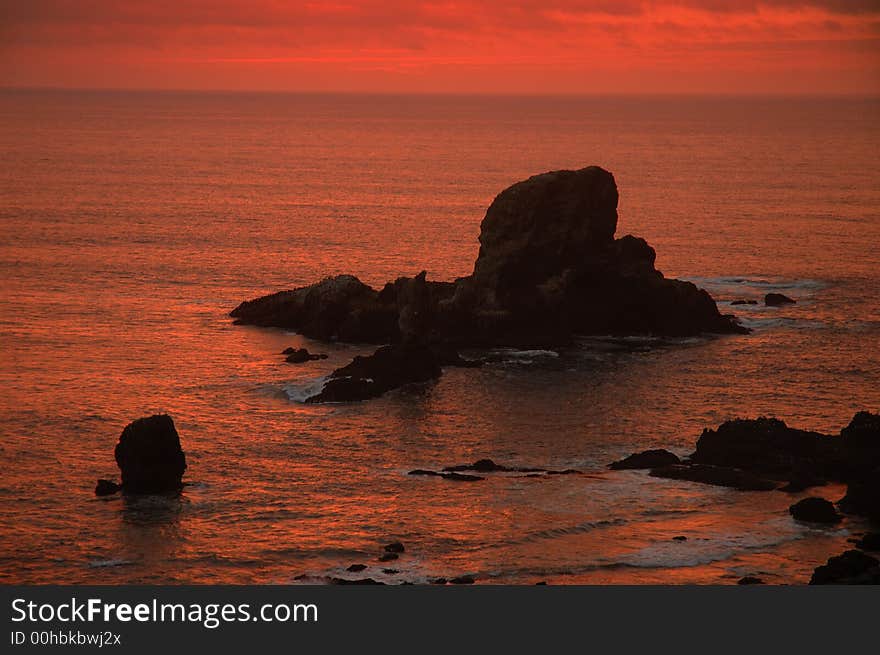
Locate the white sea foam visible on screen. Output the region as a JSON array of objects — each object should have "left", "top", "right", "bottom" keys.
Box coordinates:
[
  {"left": 87, "top": 559, "right": 133, "bottom": 569},
  {"left": 486, "top": 348, "right": 561, "bottom": 365},
  {"left": 282, "top": 376, "right": 331, "bottom": 403}
]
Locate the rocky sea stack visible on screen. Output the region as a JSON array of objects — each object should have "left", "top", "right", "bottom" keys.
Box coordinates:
[
  {"left": 95, "top": 414, "right": 187, "bottom": 495},
  {"left": 231, "top": 167, "right": 747, "bottom": 401}
]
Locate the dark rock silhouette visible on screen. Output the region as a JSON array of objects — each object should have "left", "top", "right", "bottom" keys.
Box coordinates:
[
  {"left": 283, "top": 348, "right": 327, "bottom": 363},
  {"left": 330, "top": 577, "right": 385, "bottom": 585},
  {"left": 384, "top": 542, "right": 405, "bottom": 553},
  {"left": 113, "top": 415, "right": 187, "bottom": 494},
  {"left": 789, "top": 497, "right": 842, "bottom": 523},
  {"left": 855, "top": 532, "right": 880, "bottom": 551},
  {"left": 650, "top": 464, "right": 778, "bottom": 491},
  {"left": 411, "top": 459, "right": 579, "bottom": 478},
  {"left": 690, "top": 417, "right": 844, "bottom": 481},
  {"left": 764, "top": 292, "right": 796, "bottom": 306},
  {"left": 449, "top": 575, "right": 476, "bottom": 584},
  {"left": 837, "top": 411, "right": 880, "bottom": 521},
  {"left": 232, "top": 167, "right": 748, "bottom": 401},
  {"left": 346, "top": 564, "right": 367, "bottom": 572},
  {"left": 839, "top": 472, "right": 880, "bottom": 521},
  {"left": 94, "top": 479, "right": 121, "bottom": 496},
  {"left": 610, "top": 412, "right": 880, "bottom": 529},
  {"left": 737, "top": 576, "right": 764, "bottom": 585},
  {"left": 609, "top": 448, "right": 680, "bottom": 470},
  {"left": 841, "top": 411, "right": 880, "bottom": 473},
  {"left": 233, "top": 274, "right": 397, "bottom": 343},
  {"left": 809, "top": 550, "right": 880, "bottom": 584},
  {"left": 305, "top": 344, "right": 441, "bottom": 403}
]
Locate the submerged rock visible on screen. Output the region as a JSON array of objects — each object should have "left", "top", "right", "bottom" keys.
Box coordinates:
[
  {"left": 284, "top": 348, "right": 327, "bottom": 363},
  {"left": 232, "top": 167, "right": 747, "bottom": 352},
  {"left": 114, "top": 415, "right": 187, "bottom": 494},
  {"left": 809, "top": 550, "right": 880, "bottom": 585},
  {"left": 305, "top": 344, "right": 442, "bottom": 403},
  {"left": 443, "top": 458, "right": 545, "bottom": 473},
  {"left": 384, "top": 542, "right": 405, "bottom": 553},
  {"left": 764, "top": 292, "right": 796, "bottom": 306},
  {"left": 649, "top": 464, "right": 778, "bottom": 491},
  {"left": 346, "top": 564, "right": 367, "bottom": 572},
  {"left": 609, "top": 449, "right": 681, "bottom": 470},
  {"left": 789, "top": 497, "right": 842, "bottom": 524},
  {"left": 731, "top": 300, "right": 758, "bottom": 306}
]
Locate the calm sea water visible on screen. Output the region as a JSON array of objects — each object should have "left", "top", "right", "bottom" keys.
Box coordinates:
[{"left": 1, "top": 90, "right": 878, "bottom": 584}]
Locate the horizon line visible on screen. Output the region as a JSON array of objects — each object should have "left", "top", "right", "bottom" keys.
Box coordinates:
[{"left": 2, "top": 85, "right": 879, "bottom": 100}]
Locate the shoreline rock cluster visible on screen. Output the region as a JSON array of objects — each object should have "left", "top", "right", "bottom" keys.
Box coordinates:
[
  {"left": 609, "top": 410, "right": 880, "bottom": 583},
  {"left": 231, "top": 167, "right": 747, "bottom": 402}
]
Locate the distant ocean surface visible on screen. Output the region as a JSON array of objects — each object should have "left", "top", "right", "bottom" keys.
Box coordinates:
[{"left": 1, "top": 90, "right": 878, "bottom": 584}]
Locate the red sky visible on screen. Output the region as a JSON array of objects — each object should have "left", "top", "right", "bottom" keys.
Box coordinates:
[{"left": 1, "top": 1, "right": 878, "bottom": 94}]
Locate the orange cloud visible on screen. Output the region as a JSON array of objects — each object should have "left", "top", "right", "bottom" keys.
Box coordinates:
[{"left": 1, "top": 1, "right": 877, "bottom": 93}]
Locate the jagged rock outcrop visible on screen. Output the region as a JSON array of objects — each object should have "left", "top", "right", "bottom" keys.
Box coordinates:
[
  {"left": 305, "top": 344, "right": 441, "bottom": 403},
  {"left": 231, "top": 167, "right": 746, "bottom": 352},
  {"left": 608, "top": 412, "right": 880, "bottom": 524},
  {"left": 690, "top": 417, "right": 845, "bottom": 482}
]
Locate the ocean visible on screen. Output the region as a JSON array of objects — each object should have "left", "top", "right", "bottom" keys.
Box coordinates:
[{"left": 1, "top": 89, "right": 878, "bottom": 584}]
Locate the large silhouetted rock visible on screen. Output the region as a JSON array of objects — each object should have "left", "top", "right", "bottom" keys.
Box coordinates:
[
  {"left": 114, "top": 415, "right": 187, "bottom": 494},
  {"left": 690, "top": 417, "right": 844, "bottom": 481},
  {"left": 231, "top": 166, "right": 746, "bottom": 350},
  {"left": 469, "top": 167, "right": 619, "bottom": 301}
]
